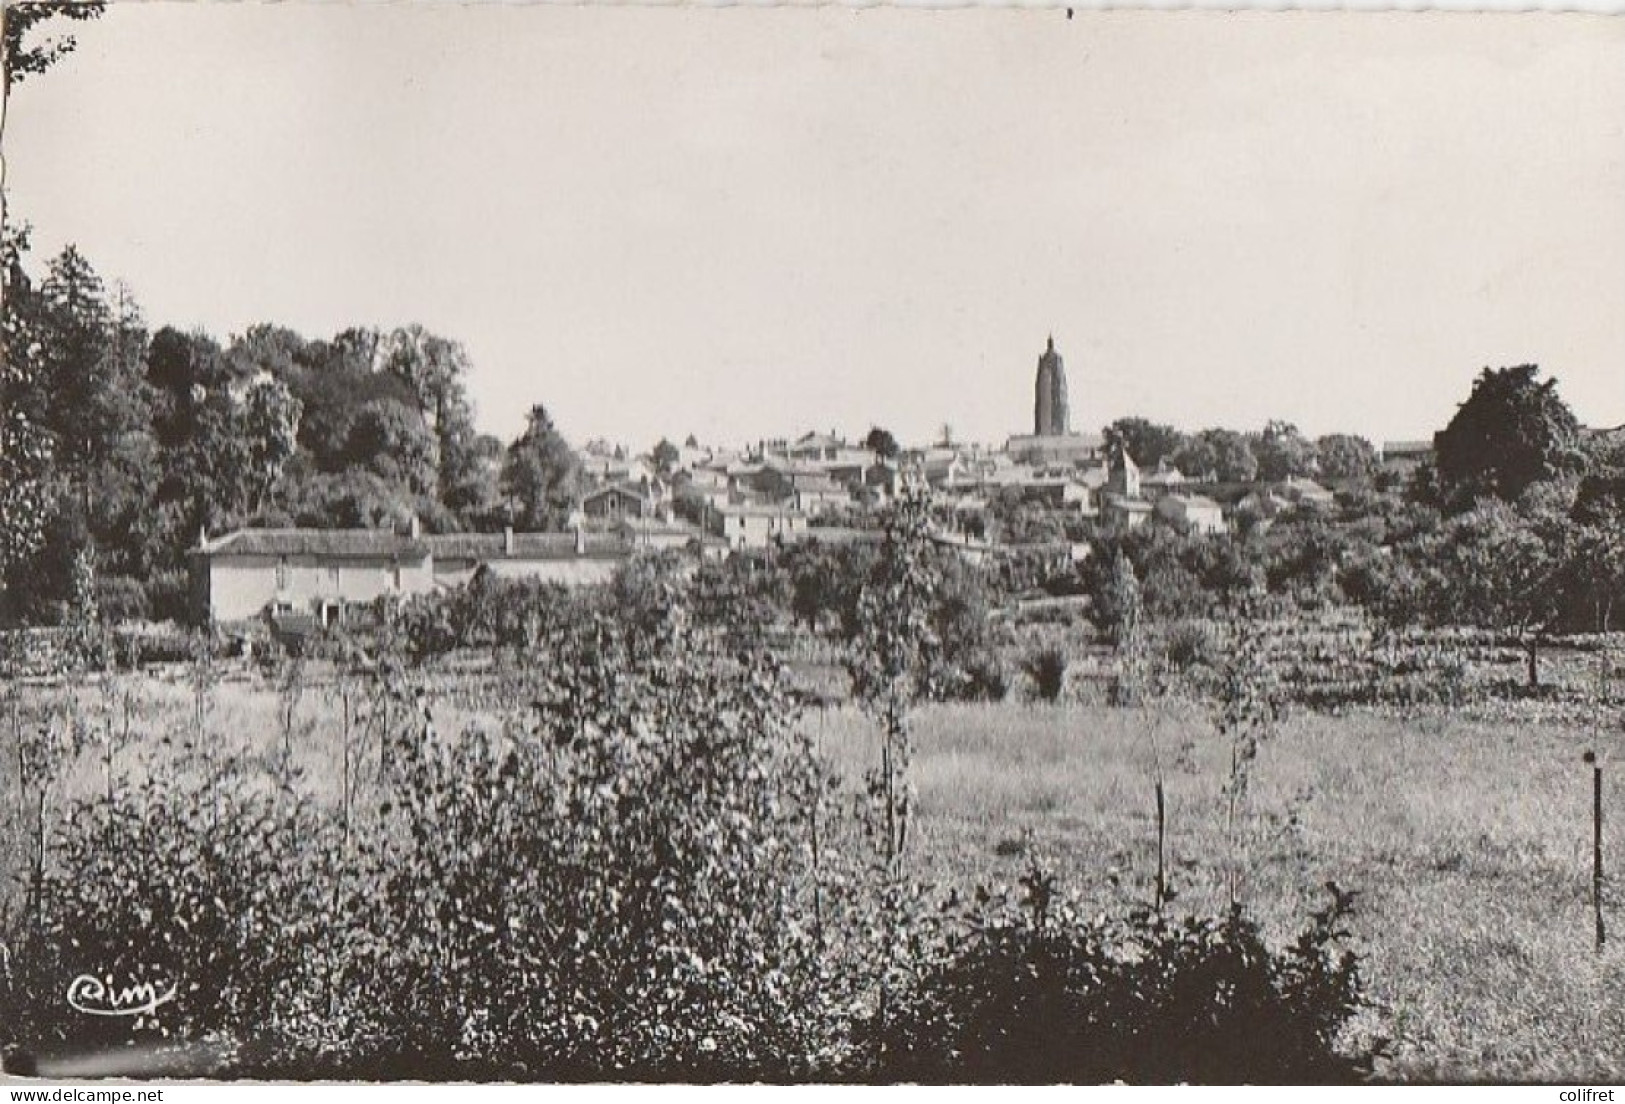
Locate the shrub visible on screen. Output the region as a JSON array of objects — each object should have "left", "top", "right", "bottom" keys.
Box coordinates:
[
  {"left": 869, "top": 867, "right": 1383, "bottom": 1084},
  {"left": 94, "top": 575, "right": 150, "bottom": 624},
  {"left": 1161, "top": 619, "right": 1220, "bottom": 682},
  {"left": 1023, "top": 646, "right": 1068, "bottom": 703},
  {"left": 959, "top": 650, "right": 1012, "bottom": 702}
]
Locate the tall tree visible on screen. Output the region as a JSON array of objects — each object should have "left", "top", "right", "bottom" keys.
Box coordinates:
[
  {"left": 345, "top": 399, "right": 438, "bottom": 498},
  {"left": 2, "top": 1, "right": 105, "bottom": 234},
  {"left": 1253, "top": 420, "right": 1317, "bottom": 483},
  {"left": 236, "top": 377, "right": 303, "bottom": 518},
  {"left": 864, "top": 426, "right": 901, "bottom": 461},
  {"left": 1434, "top": 364, "right": 1583, "bottom": 505},
  {"left": 1104, "top": 417, "right": 1186, "bottom": 470},
  {"left": 0, "top": 228, "right": 57, "bottom": 582},
  {"left": 502, "top": 405, "right": 582, "bottom": 530},
  {"left": 376, "top": 324, "right": 483, "bottom": 506},
  {"left": 1176, "top": 428, "right": 1258, "bottom": 483},
  {"left": 651, "top": 438, "right": 680, "bottom": 474},
  {"left": 1315, "top": 434, "right": 1378, "bottom": 481},
  {"left": 1433, "top": 498, "right": 1567, "bottom": 686}
]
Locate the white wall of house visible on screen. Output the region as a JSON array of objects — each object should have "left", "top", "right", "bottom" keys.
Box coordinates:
[{"left": 202, "top": 554, "right": 433, "bottom": 622}]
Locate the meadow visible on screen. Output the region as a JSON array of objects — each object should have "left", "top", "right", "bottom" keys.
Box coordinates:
[{"left": 9, "top": 663, "right": 1624, "bottom": 1082}]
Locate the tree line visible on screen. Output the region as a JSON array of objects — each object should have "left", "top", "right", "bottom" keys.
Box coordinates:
[{"left": 1, "top": 232, "right": 585, "bottom": 624}]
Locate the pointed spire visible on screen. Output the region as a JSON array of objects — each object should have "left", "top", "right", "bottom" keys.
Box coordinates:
[{"left": 1046, "top": 333, "right": 1055, "bottom": 354}]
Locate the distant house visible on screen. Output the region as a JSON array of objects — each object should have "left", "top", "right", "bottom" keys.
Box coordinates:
[
  {"left": 1005, "top": 432, "right": 1106, "bottom": 467},
  {"left": 1099, "top": 443, "right": 1153, "bottom": 530},
  {"left": 579, "top": 453, "right": 654, "bottom": 486},
  {"left": 705, "top": 503, "right": 808, "bottom": 549},
  {"left": 190, "top": 522, "right": 638, "bottom": 625},
  {"left": 789, "top": 471, "right": 851, "bottom": 516},
  {"left": 189, "top": 525, "right": 434, "bottom": 625},
  {"left": 852, "top": 460, "right": 903, "bottom": 508},
  {"left": 928, "top": 456, "right": 977, "bottom": 490},
  {"left": 1278, "top": 476, "right": 1336, "bottom": 509},
  {"left": 787, "top": 431, "right": 845, "bottom": 463},
  {"left": 1100, "top": 497, "right": 1154, "bottom": 531},
  {"left": 1016, "top": 477, "right": 1094, "bottom": 515},
  {"left": 929, "top": 529, "right": 997, "bottom": 566},
  {"left": 1140, "top": 460, "right": 1189, "bottom": 498},
  {"left": 1155, "top": 493, "right": 1226, "bottom": 535},
  {"left": 1236, "top": 488, "right": 1291, "bottom": 520},
  {"left": 1380, "top": 440, "right": 1434, "bottom": 473},
  {"left": 581, "top": 479, "right": 668, "bottom": 522}
]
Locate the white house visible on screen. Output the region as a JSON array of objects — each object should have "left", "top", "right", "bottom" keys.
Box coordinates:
[{"left": 1155, "top": 493, "right": 1226, "bottom": 535}]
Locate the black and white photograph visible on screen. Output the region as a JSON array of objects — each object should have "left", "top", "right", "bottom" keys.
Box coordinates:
[{"left": 1, "top": 0, "right": 1624, "bottom": 1087}]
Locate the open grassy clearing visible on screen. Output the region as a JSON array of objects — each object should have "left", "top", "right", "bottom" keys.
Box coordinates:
[{"left": 12, "top": 671, "right": 1625, "bottom": 1081}]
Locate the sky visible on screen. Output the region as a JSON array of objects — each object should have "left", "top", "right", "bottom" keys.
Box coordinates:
[{"left": 6, "top": 4, "right": 1623, "bottom": 451}]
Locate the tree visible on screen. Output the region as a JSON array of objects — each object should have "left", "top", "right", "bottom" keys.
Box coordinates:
[
  {"left": 440, "top": 431, "right": 505, "bottom": 526},
  {"left": 1090, "top": 551, "right": 1142, "bottom": 646},
  {"left": 0, "top": 226, "right": 59, "bottom": 583},
  {"left": 345, "top": 399, "right": 438, "bottom": 498},
  {"left": 1253, "top": 421, "right": 1317, "bottom": 483},
  {"left": 1, "top": 2, "right": 105, "bottom": 232},
  {"left": 1103, "top": 417, "right": 1185, "bottom": 470},
  {"left": 1315, "top": 434, "right": 1378, "bottom": 482},
  {"left": 1566, "top": 462, "right": 1625, "bottom": 631},
  {"left": 236, "top": 377, "right": 303, "bottom": 517},
  {"left": 1434, "top": 364, "right": 1583, "bottom": 505},
  {"left": 502, "top": 405, "right": 582, "bottom": 530},
  {"left": 1434, "top": 499, "right": 1566, "bottom": 686},
  {"left": 1176, "top": 428, "right": 1258, "bottom": 484},
  {"left": 848, "top": 489, "right": 941, "bottom": 866},
  {"left": 864, "top": 426, "right": 900, "bottom": 461},
  {"left": 651, "top": 438, "right": 680, "bottom": 474},
  {"left": 1, "top": 1, "right": 104, "bottom": 90}
]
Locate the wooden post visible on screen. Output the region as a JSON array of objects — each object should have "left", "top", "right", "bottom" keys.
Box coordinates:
[
  {"left": 1154, "top": 777, "right": 1167, "bottom": 914},
  {"left": 1587, "top": 750, "right": 1605, "bottom": 951}
]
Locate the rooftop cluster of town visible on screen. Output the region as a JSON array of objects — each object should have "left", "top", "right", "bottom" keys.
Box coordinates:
[{"left": 189, "top": 339, "right": 1433, "bottom": 627}]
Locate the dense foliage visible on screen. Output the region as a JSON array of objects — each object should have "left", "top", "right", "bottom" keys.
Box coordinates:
[{"left": 0, "top": 237, "right": 574, "bottom": 624}]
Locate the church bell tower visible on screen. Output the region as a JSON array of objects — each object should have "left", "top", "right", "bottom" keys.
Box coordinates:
[{"left": 1034, "top": 335, "right": 1070, "bottom": 437}]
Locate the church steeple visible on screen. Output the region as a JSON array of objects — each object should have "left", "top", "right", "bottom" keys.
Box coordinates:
[{"left": 1034, "top": 335, "right": 1070, "bottom": 437}]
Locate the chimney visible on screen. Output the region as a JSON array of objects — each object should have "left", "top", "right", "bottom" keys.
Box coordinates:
[
  {"left": 504, "top": 525, "right": 515, "bottom": 556},
  {"left": 197, "top": 524, "right": 208, "bottom": 549},
  {"left": 574, "top": 525, "right": 586, "bottom": 556},
  {"left": 408, "top": 514, "right": 421, "bottom": 540}
]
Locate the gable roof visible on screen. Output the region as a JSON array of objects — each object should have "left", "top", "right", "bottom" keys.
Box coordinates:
[
  {"left": 582, "top": 480, "right": 656, "bottom": 503},
  {"left": 197, "top": 528, "right": 428, "bottom": 559}
]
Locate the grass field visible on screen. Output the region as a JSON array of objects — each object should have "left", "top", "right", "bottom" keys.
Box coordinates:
[{"left": 12, "top": 669, "right": 1625, "bottom": 1082}]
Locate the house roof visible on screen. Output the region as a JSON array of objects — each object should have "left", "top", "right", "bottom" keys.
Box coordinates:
[
  {"left": 1381, "top": 440, "right": 1434, "bottom": 456},
  {"left": 197, "top": 528, "right": 429, "bottom": 559},
  {"left": 1163, "top": 493, "right": 1222, "bottom": 510},
  {"left": 426, "top": 531, "right": 632, "bottom": 562},
  {"left": 791, "top": 473, "right": 845, "bottom": 494},
  {"left": 792, "top": 431, "right": 844, "bottom": 451},
  {"left": 582, "top": 480, "right": 657, "bottom": 503}
]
